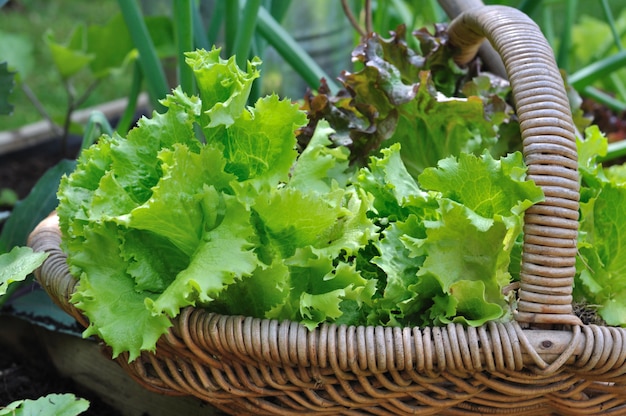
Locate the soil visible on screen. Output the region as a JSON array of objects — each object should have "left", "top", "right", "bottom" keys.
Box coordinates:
[
  {"left": 0, "top": 343, "right": 122, "bottom": 415},
  {"left": 0, "top": 137, "right": 78, "bottom": 201}
]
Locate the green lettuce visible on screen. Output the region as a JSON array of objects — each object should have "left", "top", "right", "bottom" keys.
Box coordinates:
[
  {"left": 356, "top": 146, "right": 543, "bottom": 327},
  {"left": 58, "top": 46, "right": 543, "bottom": 361},
  {"left": 576, "top": 126, "right": 626, "bottom": 325}
]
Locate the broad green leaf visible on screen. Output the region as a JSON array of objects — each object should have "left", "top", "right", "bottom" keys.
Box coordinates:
[
  {"left": 253, "top": 186, "right": 375, "bottom": 260},
  {"left": 0, "top": 246, "right": 48, "bottom": 296},
  {"left": 211, "top": 261, "right": 291, "bottom": 318},
  {"left": 110, "top": 89, "right": 203, "bottom": 203},
  {"left": 394, "top": 72, "right": 499, "bottom": 178},
  {"left": 0, "top": 31, "right": 34, "bottom": 77},
  {"left": 86, "top": 13, "right": 134, "bottom": 77},
  {"left": 356, "top": 143, "right": 432, "bottom": 219},
  {"left": 443, "top": 280, "right": 504, "bottom": 326},
  {"left": 414, "top": 199, "right": 511, "bottom": 301},
  {"left": 369, "top": 216, "right": 425, "bottom": 325},
  {"left": 121, "top": 229, "right": 187, "bottom": 292},
  {"left": 0, "top": 393, "right": 89, "bottom": 416},
  {"left": 268, "top": 248, "right": 376, "bottom": 330},
  {"left": 578, "top": 125, "right": 607, "bottom": 178},
  {"left": 605, "top": 163, "right": 626, "bottom": 185},
  {"left": 45, "top": 29, "right": 94, "bottom": 80}
]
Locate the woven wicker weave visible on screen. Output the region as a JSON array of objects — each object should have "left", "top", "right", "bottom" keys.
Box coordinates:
[{"left": 28, "top": 5, "right": 626, "bottom": 415}]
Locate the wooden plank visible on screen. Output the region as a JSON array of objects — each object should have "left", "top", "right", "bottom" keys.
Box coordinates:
[{"left": 0, "top": 94, "right": 149, "bottom": 156}]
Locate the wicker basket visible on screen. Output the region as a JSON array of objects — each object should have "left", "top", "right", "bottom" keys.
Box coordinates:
[{"left": 27, "top": 5, "right": 626, "bottom": 415}]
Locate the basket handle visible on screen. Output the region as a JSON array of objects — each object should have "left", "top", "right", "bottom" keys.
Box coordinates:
[{"left": 447, "top": 6, "right": 581, "bottom": 326}]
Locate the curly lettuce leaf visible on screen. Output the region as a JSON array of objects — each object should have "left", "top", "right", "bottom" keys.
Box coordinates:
[
  {"left": 69, "top": 223, "right": 172, "bottom": 361},
  {"left": 217, "top": 94, "right": 307, "bottom": 184},
  {"left": 392, "top": 71, "right": 501, "bottom": 178},
  {"left": 577, "top": 182, "right": 626, "bottom": 325},
  {"left": 59, "top": 49, "right": 309, "bottom": 360},
  {"left": 576, "top": 126, "right": 626, "bottom": 325},
  {"left": 125, "top": 144, "right": 235, "bottom": 256},
  {"left": 419, "top": 151, "right": 544, "bottom": 219},
  {"left": 147, "top": 192, "right": 258, "bottom": 317},
  {"left": 266, "top": 247, "right": 376, "bottom": 330},
  {"left": 289, "top": 120, "right": 352, "bottom": 193},
  {"left": 360, "top": 146, "right": 541, "bottom": 327},
  {"left": 186, "top": 47, "right": 260, "bottom": 129}
]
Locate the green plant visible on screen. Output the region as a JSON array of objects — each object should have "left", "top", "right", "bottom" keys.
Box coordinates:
[
  {"left": 0, "top": 393, "right": 89, "bottom": 416},
  {"left": 117, "top": 0, "right": 341, "bottom": 109},
  {"left": 0, "top": 2, "right": 132, "bottom": 144},
  {"left": 55, "top": 42, "right": 546, "bottom": 360}
]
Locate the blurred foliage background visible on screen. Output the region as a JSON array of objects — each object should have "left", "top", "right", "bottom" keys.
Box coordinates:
[{"left": 1, "top": 0, "right": 626, "bottom": 132}]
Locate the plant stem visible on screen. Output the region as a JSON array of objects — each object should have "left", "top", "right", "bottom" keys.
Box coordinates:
[
  {"left": 541, "top": 5, "right": 555, "bottom": 47},
  {"left": 173, "top": 0, "right": 194, "bottom": 96},
  {"left": 224, "top": 0, "right": 238, "bottom": 56},
  {"left": 117, "top": 0, "right": 168, "bottom": 111},
  {"left": 256, "top": 6, "right": 339, "bottom": 93},
  {"left": 20, "top": 83, "right": 63, "bottom": 137},
  {"left": 81, "top": 111, "right": 113, "bottom": 152},
  {"left": 192, "top": 3, "right": 210, "bottom": 50},
  {"left": 517, "top": 0, "right": 542, "bottom": 16},
  {"left": 582, "top": 86, "right": 626, "bottom": 112},
  {"left": 601, "top": 0, "right": 623, "bottom": 51},
  {"left": 233, "top": 0, "right": 262, "bottom": 69},
  {"left": 116, "top": 60, "right": 144, "bottom": 135},
  {"left": 60, "top": 79, "right": 100, "bottom": 155},
  {"left": 603, "top": 140, "right": 626, "bottom": 162},
  {"left": 569, "top": 50, "right": 626, "bottom": 90},
  {"left": 341, "top": 0, "right": 365, "bottom": 37},
  {"left": 556, "top": 0, "right": 578, "bottom": 72},
  {"left": 206, "top": 0, "right": 225, "bottom": 47},
  {"left": 268, "top": 0, "right": 291, "bottom": 23}
]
